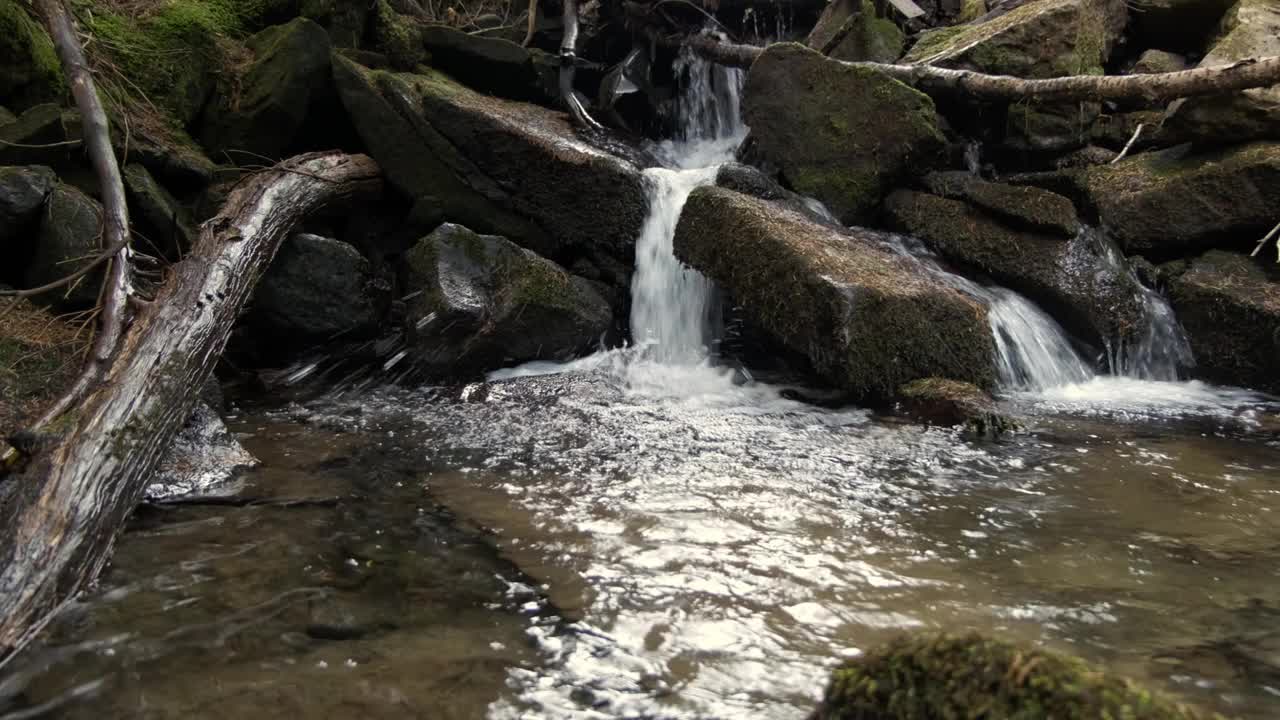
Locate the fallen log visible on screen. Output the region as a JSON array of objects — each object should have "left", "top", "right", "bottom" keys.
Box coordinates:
[
  {"left": 652, "top": 34, "right": 1280, "bottom": 104},
  {"left": 0, "top": 151, "right": 382, "bottom": 666}
]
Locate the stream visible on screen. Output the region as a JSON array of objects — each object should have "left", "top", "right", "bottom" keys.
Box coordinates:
[{"left": 4, "top": 52, "right": 1280, "bottom": 720}]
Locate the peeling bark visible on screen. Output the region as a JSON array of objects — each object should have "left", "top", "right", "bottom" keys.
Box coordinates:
[{"left": 0, "top": 152, "right": 382, "bottom": 666}]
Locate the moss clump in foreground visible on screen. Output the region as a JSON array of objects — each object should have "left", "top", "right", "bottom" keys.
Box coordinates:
[{"left": 812, "top": 632, "right": 1216, "bottom": 720}]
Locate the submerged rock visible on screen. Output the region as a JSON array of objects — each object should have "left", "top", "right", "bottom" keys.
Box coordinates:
[
  {"left": 895, "top": 378, "right": 1014, "bottom": 438},
  {"left": 743, "top": 43, "right": 944, "bottom": 223},
  {"left": 200, "top": 18, "right": 333, "bottom": 162},
  {"left": 812, "top": 632, "right": 1210, "bottom": 719},
  {"left": 673, "top": 186, "right": 996, "bottom": 398},
  {"left": 250, "top": 233, "right": 386, "bottom": 351},
  {"left": 148, "top": 403, "right": 258, "bottom": 500},
  {"left": 24, "top": 184, "right": 103, "bottom": 311},
  {"left": 1082, "top": 142, "right": 1280, "bottom": 256},
  {"left": 1165, "top": 251, "right": 1280, "bottom": 393},
  {"left": 333, "top": 55, "right": 647, "bottom": 268},
  {"left": 884, "top": 187, "right": 1144, "bottom": 349},
  {"left": 403, "top": 223, "right": 612, "bottom": 377},
  {"left": 1166, "top": 0, "right": 1280, "bottom": 144},
  {"left": 0, "top": 0, "right": 63, "bottom": 111}
]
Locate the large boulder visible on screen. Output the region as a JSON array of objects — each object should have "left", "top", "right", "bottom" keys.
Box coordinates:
[
  {"left": 1166, "top": 0, "right": 1280, "bottom": 144},
  {"left": 24, "top": 184, "right": 103, "bottom": 311},
  {"left": 122, "top": 164, "right": 197, "bottom": 256},
  {"left": 903, "top": 0, "right": 1128, "bottom": 150},
  {"left": 200, "top": 18, "right": 333, "bottom": 162},
  {"left": 884, "top": 185, "right": 1144, "bottom": 348},
  {"left": 1127, "top": 0, "right": 1235, "bottom": 53},
  {"left": 419, "top": 24, "right": 556, "bottom": 103},
  {"left": 742, "top": 43, "right": 945, "bottom": 223},
  {"left": 0, "top": 0, "right": 63, "bottom": 111},
  {"left": 402, "top": 223, "right": 612, "bottom": 377},
  {"left": 249, "top": 233, "right": 386, "bottom": 350},
  {"left": 300, "top": 0, "right": 371, "bottom": 48},
  {"left": 1081, "top": 142, "right": 1280, "bottom": 256},
  {"left": 333, "top": 54, "right": 648, "bottom": 268},
  {"left": 672, "top": 186, "right": 996, "bottom": 397},
  {"left": 805, "top": 0, "right": 905, "bottom": 62},
  {"left": 813, "top": 632, "right": 1209, "bottom": 720},
  {"left": 1165, "top": 251, "right": 1280, "bottom": 393},
  {"left": 0, "top": 165, "right": 57, "bottom": 278}
]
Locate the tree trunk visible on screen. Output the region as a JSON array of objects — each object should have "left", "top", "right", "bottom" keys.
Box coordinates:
[
  {"left": 658, "top": 34, "right": 1280, "bottom": 104},
  {"left": 0, "top": 152, "right": 382, "bottom": 666}
]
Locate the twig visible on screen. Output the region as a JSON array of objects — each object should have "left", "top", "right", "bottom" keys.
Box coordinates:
[
  {"left": 1249, "top": 220, "right": 1280, "bottom": 259},
  {"left": 0, "top": 138, "right": 84, "bottom": 149},
  {"left": 1111, "top": 122, "right": 1147, "bottom": 164}
]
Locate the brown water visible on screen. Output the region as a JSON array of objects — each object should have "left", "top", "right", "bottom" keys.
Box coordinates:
[{"left": 3, "top": 368, "right": 1280, "bottom": 719}]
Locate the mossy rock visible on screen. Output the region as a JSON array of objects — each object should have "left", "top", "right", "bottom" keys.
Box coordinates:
[
  {"left": 301, "top": 0, "right": 370, "bottom": 47},
  {"left": 1132, "top": 49, "right": 1189, "bottom": 75},
  {"left": 122, "top": 164, "right": 197, "bottom": 256},
  {"left": 0, "top": 0, "right": 64, "bottom": 111},
  {"left": 743, "top": 43, "right": 944, "bottom": 224},
  {"left": 807, "top": 0, "right": 905, "bottom": 63},
  {"left": 921, "top": 171, "right": 1079, "bottom": 237},
  {"left": 812, "top": 632, "right": 1215, "bottom": 719},
  {"left": 419, "top": 24, "right": 554, "bottom": 103},
  {"left": 902, "top": 0, "right": 1127, "bottom": 78},
  {"left": 24, "top": 183, "right": 104, "bottom": 311},
  {"left": 0, "top": 103, "right": 79, "bottom": 167},
  {"left": 1165, "top": 250, "right": 1280, "bottom": 394},
  {"left": 332, "top": 54, "right": 647, "bottom": 268},
  {"left": 402, "top": 223, "right": 612, "bottom": 377},
  {"left": 673, "top": 186, "right": 997, "bottom": 398},
  {"left": 896, "top": 378, "right": 1015, "bottom": 438},
  {"left": 1082, "top": 142, "right": 1280, "bottom": 255},
  {"left": 370, "top": 0, "right": 425, "bottom": 70},
  {"left": 199, "top": 17, "right": 333, "bottom": 162},
  {"left": 1166, "top": 0, "right": 1280, "bottom": 144},
  {"left": 883, "top": 188, "right": 1145, "bottom": 349}
]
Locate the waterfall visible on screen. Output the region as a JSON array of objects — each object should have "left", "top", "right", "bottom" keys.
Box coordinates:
[
  {"left": 881, "top": 235, "right": 1093, "bottom": 391},
  {"left": 629, "top": 49, "right": 745, "bottom": 364}
]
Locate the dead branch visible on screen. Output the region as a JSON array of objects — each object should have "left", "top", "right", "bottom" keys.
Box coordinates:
[
  {"left": 30, "top": 0, "right": 134, "bottom": 430},
  {"left": 0, "top": 152, "right": 382, "bottom": 667},
  {"left": 656, "top": 35, "right": 1280, "bottom": 104}
]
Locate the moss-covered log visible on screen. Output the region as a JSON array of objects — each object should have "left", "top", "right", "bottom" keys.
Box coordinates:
[{"left": 0, "top": 152, "right": 381, "bottom": 666}]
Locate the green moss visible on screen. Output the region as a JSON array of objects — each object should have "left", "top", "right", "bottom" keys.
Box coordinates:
[
  {"left": 904, "top": 25, "right": 966, "bottom": 61},
  {"left": 371, "top": 0, "right": 425, "bottom": 69},
  {"left": 957, "top": 0, "right": 985, "bottom": 22},
  {"left": 503, "top": 253, "right": 579, "bottom": 312},
  {"left": 815, "top": 632, "right": 1215, "bottom": 720},
  {"left": 0, "top": 0, "right": 65, "bottom": 109}
]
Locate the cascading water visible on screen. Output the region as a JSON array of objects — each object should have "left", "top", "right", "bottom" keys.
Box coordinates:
[{"left": 628, "top": 49, "right": 746, "bottom": 365}]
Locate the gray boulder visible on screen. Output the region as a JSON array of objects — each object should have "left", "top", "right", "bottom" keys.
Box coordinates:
[
  {"left": 0, "top": 165, "right": 57, "bottom": 263},
  {"left": 250, "top": 233, "right": 385, "bottom": 348},
  {"left": 806, "top": 0, "right": 905, "bottom": 62},
  {"left": 1166, "top": 0, "right": 1280, "bottom": 144},
  {"left": 420, "top": 24, "right": 556, "bottom": 103},
  {"left": 1131, "top": 49, "right": 1189, "bottom": 74},
  {"left": 742, "top": 43, "right": 945, "bottom": 223},
  {"left": 0, "top": 103, "right": 76, "bottom": 166},
  {"left": 884, "top": 186, "right": 1145, "bottom": 349},
  {"left": 1165, "top": 251, "right": 1280, "bottom": 393},
  {"left": 333, "top": 55, "right": 647, "bottom": 268},
  {"left": 148, "top": 403, "right": 258, "bottom": 500},
  {"left": 25, "top": 184, "right": 103, "bottom": 311},
  {"left": 672, "top": 186, "right": 997, "bottom": 397},
  {"left": 403, "top": 223, "right": 612, "bottom": 377},
  {"left": 200, "top": 18, "right": 333, "bottom": 162}
]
